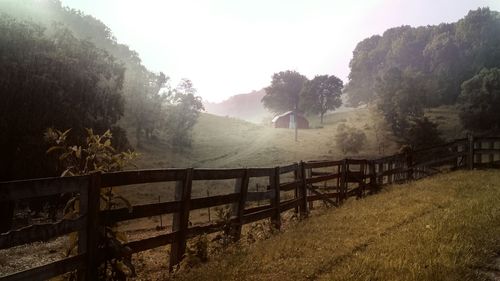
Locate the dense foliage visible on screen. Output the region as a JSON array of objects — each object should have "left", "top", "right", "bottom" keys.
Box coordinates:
[
  {"left": 300, "top": 75, "right": 343, "bottom": 124},
  {"left": 262, "top": 70, "right": 344, "bottom": 124},
  {"left": 345, "top": 8, "right": 500, "bottom": 146},
  {"left": 346, "top": 8, "right": 500, "bottom": 108},
  {"left": 335, "top": 124, "right": 367, "bottom": 155},
  {"left": 0, "top": 16, "right": 126, "bottom": 181},
  {"left": 164, "top": 79, "right": 205, "bottom": 147},
  {"left": 0, "top": 0, "right": 204, "bottom": 148},
  {"left": 458, "top": 68, "right": 500, "bottom": 133},
  {"left": 45, "top": 128, "right": 138, "bottom": 280},
  {"left": 262, "top": 70, "right": 308, "bottom": 114}
]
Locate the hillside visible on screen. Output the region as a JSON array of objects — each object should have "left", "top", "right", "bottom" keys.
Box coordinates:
[
  {"left": 203, "top": 89, "right": 272, "bottom": 123},
  {"left": 175, "top": 170, "right": 500, "bottom": 281},
  {"left": 134, "top": 106, "right": 400, "bottom": 171},
  {"left": 135, "top": 104, "right": 463, "bottom": 172}
]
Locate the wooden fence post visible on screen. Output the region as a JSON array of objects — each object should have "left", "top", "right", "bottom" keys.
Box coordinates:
[
  {"left": 358, "top": 161, "right": 365, "bottom": 198},
  {"left": 79, "top": 172, "right": 101, "bottom": 281},
  {"left": 293, "top": 164, "right": 299, "bottom": 214},
  {"left": 377, "top": 162, "right": 383, "bottom": 185},
  {"left": 489, "top": 140, "right": 495, "bottom": 166},
  {"left": 298, "top": 161, "right": 308, "bottom": 219},
  {"left": 388, "top": 160, "right": 393, "bottom": 184},
  {"left": 270, "top": 167, "right": 281, "bottom": 230},
  {"left": 307, "top": 167, "right": 313, "bottom": 210},
  {"left": 231, "top": 169, "right": 249, "bottom": 241},
  {"left": 406, "top": 152, "right": 413, "bottom": 181},
  {"left": 468, "top": 134, "right": 474, "bottom": 170},
  {"left": 368, "top": 161, "right": 376, "bottom": 192},
  {"left": 340, "top": 159, "right": 348, "bottom": 203},
  {"left": 169, "top": 168, "right": 193, "bottom": 271}
]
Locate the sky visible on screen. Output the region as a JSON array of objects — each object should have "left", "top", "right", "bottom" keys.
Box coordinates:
[{"left": 60, "top": 0, "right": 500, "bottom": 103}]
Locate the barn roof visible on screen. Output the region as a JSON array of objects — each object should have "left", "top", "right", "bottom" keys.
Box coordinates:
[
  {"left": 271, "top": 111, "right": 307, "bottom": 123},
  {"left": 272, "top": 111, "right": 293, "bottom": 123}
]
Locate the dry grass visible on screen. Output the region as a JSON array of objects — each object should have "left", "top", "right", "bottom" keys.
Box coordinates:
[{"left": 173, "top": 170, "right": 500, "bottom": 281}]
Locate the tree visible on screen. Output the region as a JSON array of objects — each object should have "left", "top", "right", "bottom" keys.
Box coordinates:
[
  {"left": 301, "top": 75, "right": 343, "bottom": 124},
  {"left": 163, "top": 79, "right": 204, "bottom": 147},
  {"left": 375, "top": 68, "right": 425, "bottom": 138},
  {"left": 374, "top": 67, "right": 444, "bottom": 148},
  {"left": 345, "top": 8, "right": 500, "bottom": 108},
  {"left": 458, "top": 68, "right": 500, "bottom": 132},
  {"left": 262, "top": 70, "right": 308, "bottom": 114},
  {"left": 0, "top": 17, "right": 127, "bottom": 232},
  {"left": 0, "top": 17, "right": 126, "bottom": 181},
  {"left": 124, "top": 67, "right": 170, "bottom": 147},
  {"left": 344, "top": 35, "right": 384, "bottom": 107},
  {"left": 405, "top": 117, "right": 443, "bottom": 149},
  {"left": 0, "top": 0, "right": 202, "bottom": 149}
]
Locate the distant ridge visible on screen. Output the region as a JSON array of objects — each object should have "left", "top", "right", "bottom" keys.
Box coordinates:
[{"left": 203, "top": 89, "right": 272, "bottom": 123}]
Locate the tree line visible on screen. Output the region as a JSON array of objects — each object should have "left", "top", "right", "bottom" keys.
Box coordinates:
[
  {"left": 345, "top": 8, "right": 500, "bottom": 147},
  {"left": 0, "top": 1, "right": 205, "bottom": 232},
  {"left": 261, "top": 70, "right": 343, "bottom": 124},
  {"left": 0, "top": 0, "right": 204, "bottom": 184}
]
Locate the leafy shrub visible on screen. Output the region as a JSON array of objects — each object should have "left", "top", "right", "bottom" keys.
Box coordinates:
[
  {"left": 335, "top": 124, "right": 367, "bottom": 155},
  {"left": 212, "top": 206, "right": 234, "bottom": 249},
  {"left": 45, "top": 128, "right": 138, "bottom": 281}
]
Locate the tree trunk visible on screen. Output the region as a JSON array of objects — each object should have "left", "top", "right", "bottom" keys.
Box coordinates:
[{"left": 320, "top": 112, "right": 324, "bottom": 124}]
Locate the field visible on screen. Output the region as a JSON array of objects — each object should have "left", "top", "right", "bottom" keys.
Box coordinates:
[
  {"left": 174, "top": 170, "right": 500, "bottom": 281},
  {"left": 112, "top": 106, "right": 463, "bottom": 250},
  {"left": 135, "top": 106, "right": 399, "bottom": 170},
  {"left": 135, "top": 105, "right": 462, "bottom": 170},
  {"left": 114, "top": 107, "right": 400, "bottom": 231}
]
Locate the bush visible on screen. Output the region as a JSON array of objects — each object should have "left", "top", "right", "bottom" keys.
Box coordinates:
[
  {"left": 45, "top": 128, "right": 139, "bottom": 280},
  {"left": 335, "top": 124, "right": 367, "bottom": 155}
]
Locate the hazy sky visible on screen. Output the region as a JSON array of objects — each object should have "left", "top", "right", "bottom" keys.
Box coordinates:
[{"left": 61, "top": 0, "right": 500, "bottom": 102}]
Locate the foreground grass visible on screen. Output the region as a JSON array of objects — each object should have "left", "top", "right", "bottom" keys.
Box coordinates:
[{"left": 175, "top": 170, "right": 500, "bottom": 281}]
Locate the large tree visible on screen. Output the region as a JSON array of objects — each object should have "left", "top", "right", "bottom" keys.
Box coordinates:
[
  {"left": 0, "top": 17, "right": 126, "bottom": 181},
  {"left": 301, "top": 75, "right": 343, "bottom": 124},
  {"left": 0, "top": 0, "right": 200, "bottom": 148},
  {"left": 262, "top": 70, "right": 308, "bottom": 114},
  {"left": 0, "top": 17, "right": 126, "bottom": 232},
  {"left": 458, "top": 68, "right": 500, "bottom": 133},
  {"left": 375, "top": 67, "right": 442, "bottom": 148},
  {"left": 163, "top": 79, "right": 204, "bottom": 147}
]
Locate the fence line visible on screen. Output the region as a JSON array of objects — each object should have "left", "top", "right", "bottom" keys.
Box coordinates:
[{"left": 1, "top": 135, "right": 500, "bottom": 280}]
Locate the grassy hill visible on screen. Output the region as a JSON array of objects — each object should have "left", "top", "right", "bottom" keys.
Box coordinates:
[
  {"left": 118, "top": 104, "right": 466, "bottom": 222},
  {"left": 134, "top": 106, "right": 400, "bottom": 170},
  {"left": 135, "top": 104, "right": 464, "bottom": 173},
  {"left": 173, "top": 170, "right": 500, "bottom": 281}
]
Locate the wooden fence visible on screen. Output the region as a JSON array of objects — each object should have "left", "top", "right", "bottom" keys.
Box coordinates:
[{"left": 1, "top": 135, "right": 500, "bottom": 280}]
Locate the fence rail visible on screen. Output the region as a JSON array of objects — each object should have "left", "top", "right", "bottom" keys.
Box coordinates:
[{"left": 1, "top": 135, "right": 500, "bottom": 280}]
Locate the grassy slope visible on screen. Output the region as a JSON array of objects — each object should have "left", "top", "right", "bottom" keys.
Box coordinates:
[
  {"left": 176, "top": 170, "right": 500, "bottom": 281},
  {"left": 136, "top": 105, "right": 462, "bottom": 171},
  {"left": 135, "top": 107, "right": 399, "bottom": 170}
]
